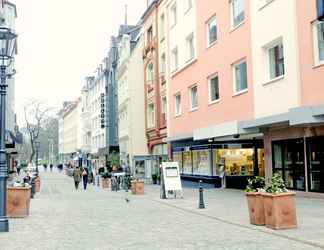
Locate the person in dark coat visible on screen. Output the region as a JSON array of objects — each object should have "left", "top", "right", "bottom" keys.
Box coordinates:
[
  {"left": 82, "top": 167, "right": 89, "bottom": 190},
  {"left": 50, "top": 164, "right": 53, "bottom": 172}
]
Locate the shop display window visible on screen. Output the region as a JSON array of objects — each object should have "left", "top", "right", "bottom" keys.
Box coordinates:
[
  {"left": 173, "top": 152, "right": 183, "bottom": 173},
  {"left": 192, "top": 150, "right": 211, "bottom": 175},
  {"left": 183, "top": 151, "right": 192, "bottom": 174},
  {"left": 307, "top": 137, "right": 324, "bottom": 192},
  {"left": 214, "top": 148, "right": 254, "bottom": 176}
]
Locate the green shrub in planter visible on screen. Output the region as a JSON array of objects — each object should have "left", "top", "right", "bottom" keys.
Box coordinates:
[{"left": 101, "top": 172, "right": 111, "bottom": 179}]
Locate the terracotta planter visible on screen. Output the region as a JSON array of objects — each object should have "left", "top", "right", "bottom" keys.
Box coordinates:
[
  {"left": 35, "top": 176, "right": 41, "bottom": 192},
  {"left": 131, "top": 180, "right": 144, "bottom": 195},
  {"left": 262, "top": 192, "right": 297, "bottom": 230},
  {"left": 101, "top": 178, "right": 111, "bottom": 189},
  {"left": 6, "top": 186, "right": 31, "bottom": 218},
  {"left": 246, "top": 192, "right": 265, "bottom": 225}
]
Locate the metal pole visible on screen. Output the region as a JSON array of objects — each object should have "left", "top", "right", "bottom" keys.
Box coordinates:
[
  {"left": 198, "top": 180, "right": 205, "bottom": 209},
  {"left": 35, "top": 142, "right": 39, "bottom": 175},
  {"left": 0, "top": 65, "right": 8, "bottom": 232}
]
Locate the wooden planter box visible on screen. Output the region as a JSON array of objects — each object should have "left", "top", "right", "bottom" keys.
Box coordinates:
[
  {"left": 246, "top": 192, "right": 265, "bottom": 225},
  {"left": 131, "top": 180, "right": 144, "bottom": 195},
  {"left": 101, "top": 178, "right": 111, "bottom": 189},
  {"left": 6, "top": 187, "right": 31, "bottom": 218},
  {"left": 35, "top": 176, "right": 41, "bottom": 192},
  {"left": 262, "top": 192, "right": 297, "bottom": 230}
]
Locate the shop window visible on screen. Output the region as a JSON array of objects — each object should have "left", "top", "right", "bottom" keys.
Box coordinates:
[
  {"left": 192, "top": 150, "right": 211, "bottom": 176},
  {"left": 173, "top": 151, "right": 183, "bottom": 173},
  {"left": 214, "top": 148, "right": 254, "bottom": 176},
  {"left": 272, "top": 139, "right": 305, "bottom": 191},
  {"left": 183, "top": 151, "right": 192, "bottom": 174},
  {"left": 307, "top": 137, "right": 324, "bottom": 192}
]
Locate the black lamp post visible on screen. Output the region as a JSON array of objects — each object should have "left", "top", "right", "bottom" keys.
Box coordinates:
[
  {"left": 35, "top": 140, "right": 40, "bottom": 175},
  {"left": 0, "top": 27, "right": 17, "bottom": 233}
]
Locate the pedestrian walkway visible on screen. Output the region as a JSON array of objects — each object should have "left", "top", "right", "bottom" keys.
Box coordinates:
[{"left": 0, "top": 171, "right": 323, "bottom": 250}]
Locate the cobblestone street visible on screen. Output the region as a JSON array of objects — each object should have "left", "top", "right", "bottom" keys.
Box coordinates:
[{"left": 0, "top": 170, "right": 324, "bottom": 250}]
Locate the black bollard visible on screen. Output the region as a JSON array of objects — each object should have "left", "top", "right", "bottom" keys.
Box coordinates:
[{"left": 198, "top": 180, "right": 205, "bottom": 209}]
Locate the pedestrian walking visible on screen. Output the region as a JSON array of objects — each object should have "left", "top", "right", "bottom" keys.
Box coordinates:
[
  {"left": 50, "top": 164, "right": 53, "bottom": 172},
  {"left": 43, "top": 164, "right": 48, "bottom": 171},
  {"left": 73, "top": 166, "right": 82, "bottom": 190},
  {"left": 82, "top": 167, "right": 89, "bottom": 190}
]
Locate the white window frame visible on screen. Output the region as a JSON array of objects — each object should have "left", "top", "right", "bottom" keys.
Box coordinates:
[
  {"left": 208, "top": 73, "right": 220, "bottom": 104},
  {"left": 147, "top": 103, "right": 155, "bottom": 128},
  {"left": 170, "top": 2, "right": 177, "bottom": 28},
  {"left": 230, "top": 0, "right": 245, "bottom": 29},
  {"left": 267, "top": 41, "right": 285, "bottom": 80},
  {"left": 313, "top": 20, "right": 324, "bottom": 66},
  {"left": 160, "top": 53, "right": 166, "bottom": 74},
  {"left": 232, "top": 59, "right": 248, "bottom": 95},
  {"left": 171, "top": 47, "right": 178, "bottom": 72},
  {"left": 146, "top": 62, "right": 154, "bottom": 82},
  {"left": 174, "top": 93, "right": 182, "bottom": 116},
  {"left": 186, "top": 32, "right": 195, "bottom": 62},
  {"left": 207, "top": 15, "right": 217, "bottom": 48},
  {"left": 160, "top": 14, "right": 165, "bottom": 41},
  {"left": 189, "top": 85, "right": 198, "bottom": 111},
  {"left": 184, "top": 0, "right": 192, "bottom": 14},
  {"left": 161, "top": 96, "right": 167, "bottom": 114}
]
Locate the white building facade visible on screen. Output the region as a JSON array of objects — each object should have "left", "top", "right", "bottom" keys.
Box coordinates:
[{"left": 117, "top": 27, "right": 148, "bottom": 173}]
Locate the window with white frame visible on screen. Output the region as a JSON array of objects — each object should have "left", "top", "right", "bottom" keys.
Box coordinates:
[
  {"left": 314, "top": 21, "right": 324, "bottom": 64},
  {"left": 170, "top": 3, "right": 177, "bottom": 27},
  {"left": 186, "top": 33, "right": 195, "bottom": 61},
  {"left": 184, "top": 0, "right": 192, "bottom": 13},
  {"left": 208, "top": 74, "right": 220, "bottom": 103},
  {"left": 233, "top": 60, "right": 248, "bottom": 93},
  {"left": 207, "top": 15, "right": 217, "bottom": 46},
  {"left": 147, "top": 103, "right": 155, "bottom": 128},
  {"left": 231, "top": 0, "right": 245, "bottom": 28},
  {"left": 160, "top": 14, "right": 165, "bottom": 41},
  {"left": 171, "top": 47, "right": 178, "bottom": 72},
  {"left": 268, "top": 43, "right": 285, "bottom": 79},
  {"left": 146, "top": 62, "right": 154, "bottom": 81},
  {"left": 175, "top": 93, "right": 181, "bottom": 115},
  {"left": 160, "top": 53, "right": 166, "bottom": 74},
  {"left": 189, "top": 85, "right": 198, "bottom": 110},
  {"left": 162, "top": 96, "right": 167, "bottom": 114}
]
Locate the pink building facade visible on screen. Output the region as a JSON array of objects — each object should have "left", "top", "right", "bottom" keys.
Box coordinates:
[{"left": 166, "top": 0, "right": 324, "bottom": 194}]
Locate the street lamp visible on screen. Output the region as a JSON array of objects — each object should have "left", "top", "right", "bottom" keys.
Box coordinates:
[
  {"left": 0, "top": 27, "right": 17, "bottom": 233},
  {"left": 35, "top": 140, "right": 40, "bottom": 175}
]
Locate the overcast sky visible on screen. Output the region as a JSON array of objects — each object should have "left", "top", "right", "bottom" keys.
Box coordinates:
[{"left": 13, "top": 0, "right": 146, "bottom": 126}]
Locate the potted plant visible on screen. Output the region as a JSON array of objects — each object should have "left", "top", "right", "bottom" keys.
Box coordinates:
[
  {"left": 108, "top": 151, "right": 120, "bottom": 171},
  {"left": 151, "top": 174, "right": 158, "bottom": 184},
  {"left": 245, "top": 176, "right": 266, "bottom": 225},
  {"left": 7, "top": 182, "right": 31, "bottom": 218},
  {"left": 262, "top": 173, "right": 297, "bottom": 230},
  {"left": 101, "top": 172, "right": 111, "bottom": 189}
]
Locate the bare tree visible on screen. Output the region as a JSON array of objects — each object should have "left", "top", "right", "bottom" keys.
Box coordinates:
[{"left": 23, "top": 100, "right": 52, "bottom": 164}]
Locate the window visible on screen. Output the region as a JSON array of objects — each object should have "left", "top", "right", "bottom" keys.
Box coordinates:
[
  {"left": 160, "top": 53, "right": 166, "bottom": 74},
  {"left": 160, "top": 14, "right": 165, "bottom": 41},
  {"left": 170, "top": 3, "right": 177, "bottom": 27},
  {"left": 146, "top": 63, "right": 154, "bottom": 81},
  {"left": 233, "top": 60, "right": 248, "bottom": 93},
  {"left": 147, "top": 26, "right": 153, "bottom": 46},
  {"left": 171, "top": 47, "right": 178, "bottom": 72},
  {"left": 175, "top": 94, "right": 181, "bottom": 115},
  {"left": 269, "top": 43, "right": 285, "bottom": 79},
  {"left": 208, "top": 74, "right": 220, "bottom": 103},
  {"left": 184, "top": 0, "right": 192, "bottom": 13},
  {"left": 207, "top": 16, "right": 217, "bottom": 46},
  {"left": 231, "top": 0, "right": 245, "bottom": 28},
  {"left": 189, "top": 85, "right": 198, "bottom": 110},
  {"left": 147, "top": 103, "right": 155, "bottom": 128},
  {"left": 186, "top": 33, "right": 195, "bottom": 61},
  {"left": 162, "top": 96, "right": 167, "bottom": 114},
  {"left": 314, "top": 21, "right": 324, "bottom": 64}
]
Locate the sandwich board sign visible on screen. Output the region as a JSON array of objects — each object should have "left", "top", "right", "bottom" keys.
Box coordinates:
[{"left": 161, "top": 162, "right": 183, "bottom": 199}]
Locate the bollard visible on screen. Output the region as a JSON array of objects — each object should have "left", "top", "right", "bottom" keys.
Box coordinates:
[
  {"left": 30, "top": 178, "right": 36, "bottom": 199},
  {"left": 198, "top": 180, "right": 205, "bottom": 209}
]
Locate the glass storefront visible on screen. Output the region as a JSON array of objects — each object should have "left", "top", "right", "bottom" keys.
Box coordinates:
[
  {"left": 183, "top": 151, "right": 192, "bottom": 174},
  {"left": 272, "top": 139, "right": 306, "bottom": 191},
  {"left": 307, "top": 137, "right": 324, "bottom": 192},
  {"left": 192, "top": 150, "right": 211, "bottom": 176},
  {"left": 173, "top": 151, "right": 183, "bottom": 173}
]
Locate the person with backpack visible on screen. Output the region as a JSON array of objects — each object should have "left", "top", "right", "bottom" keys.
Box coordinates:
[{"left": 82, "top": 167, "right": 89, "bottom": 190}]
